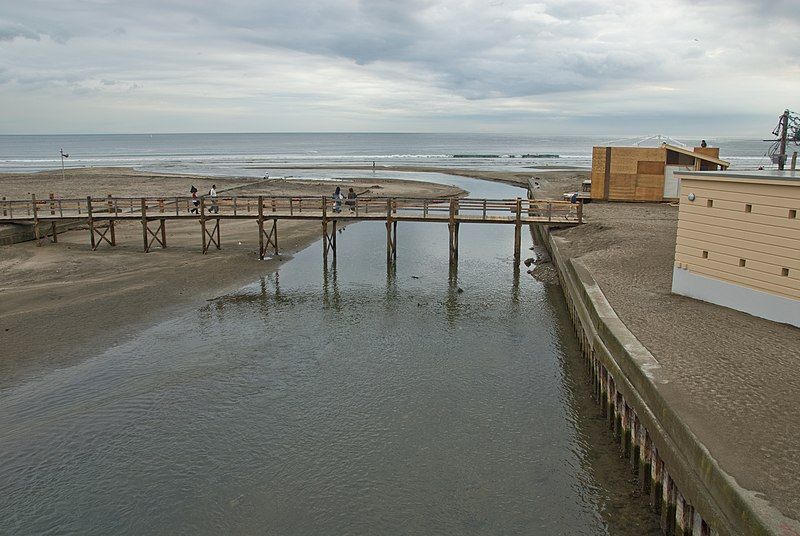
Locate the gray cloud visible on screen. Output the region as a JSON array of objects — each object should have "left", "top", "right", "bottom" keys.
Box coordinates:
[
  {"left": 0, "top": 0, "right": 797, "bottom": 134},
  {"left": 0, "top": 23, "right": 41, "bottom": 42}
]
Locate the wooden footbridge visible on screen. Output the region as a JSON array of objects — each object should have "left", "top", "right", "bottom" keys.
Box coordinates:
[{"left": 0, "top": 194, "right": 582, "bottom": 265}]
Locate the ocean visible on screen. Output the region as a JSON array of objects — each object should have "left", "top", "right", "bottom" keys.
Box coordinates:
[{"left": 0, "top": 133, "right": 779, "bottom": 176}]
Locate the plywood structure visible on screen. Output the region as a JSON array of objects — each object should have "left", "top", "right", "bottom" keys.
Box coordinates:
[
  {"left": 591, "top": 143, "right": 729, "bottom": 202},
  {"left": 672, "top": 170, "right": 800, "bottom": 326}
]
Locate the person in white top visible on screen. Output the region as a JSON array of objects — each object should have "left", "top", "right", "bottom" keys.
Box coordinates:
[{"left": 209, "top": 184, "right": 219, "bottom": 214}]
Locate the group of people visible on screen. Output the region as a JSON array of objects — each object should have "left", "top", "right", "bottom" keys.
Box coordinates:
[
  {"left": 332, "top": 186, "right": 357, "bottom": 213},
  {"left": 189, "top": 184, "right": 218, "bottom": 214},
  {"left": 188, "top": 184, "right": 357, "bottom": 215}
]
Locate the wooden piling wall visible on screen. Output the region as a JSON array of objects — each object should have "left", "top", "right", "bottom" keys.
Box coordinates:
[{"left": 533, "top": 223, "right": 781, "bottom": 536}]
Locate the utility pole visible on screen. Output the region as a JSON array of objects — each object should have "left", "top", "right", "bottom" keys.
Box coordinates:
[{"left": 778, "top": 109, "right": 789, "bottom": 170}]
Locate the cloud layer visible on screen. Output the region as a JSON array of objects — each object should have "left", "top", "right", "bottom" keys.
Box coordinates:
[{"left": 0, "top": 0, "right": 797, "bottom": 134}]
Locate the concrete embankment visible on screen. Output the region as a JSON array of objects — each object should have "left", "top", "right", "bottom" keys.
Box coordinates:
[{"left": 533, "top": 223, "right": 789, "bottom": 536}]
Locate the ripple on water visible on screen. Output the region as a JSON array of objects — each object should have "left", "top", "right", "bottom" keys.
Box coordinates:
[{"left": 0, "top": 181, "right": 658, "bottom": 535}]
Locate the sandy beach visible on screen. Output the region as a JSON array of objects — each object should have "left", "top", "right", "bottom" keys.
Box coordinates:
[{"left": 0, "top": 167, "right": 468, "bottom": 386}]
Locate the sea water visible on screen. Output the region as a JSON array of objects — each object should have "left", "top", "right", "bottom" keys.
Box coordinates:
[{"left": 0, "top": 132, "right": 777, "bottom": 175}]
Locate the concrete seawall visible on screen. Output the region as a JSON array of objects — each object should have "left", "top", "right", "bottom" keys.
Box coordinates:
[{"left": 533, "top": 224, "right": 783, "bottom": 536}]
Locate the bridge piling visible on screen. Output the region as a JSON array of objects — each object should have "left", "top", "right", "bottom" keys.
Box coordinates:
[
  {"left": 386, "top": 200, "right": 397, "bottom": 265},
  {"left": 513, "top": 197, "right": 522, "bottom": 265},
  {"left": 448, "top": 198, "right": 459, "bottom": 265}
]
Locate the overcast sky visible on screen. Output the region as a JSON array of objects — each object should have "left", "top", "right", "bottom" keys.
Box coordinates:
[{"left": 0, "top": 0, "right": 797, "bottom": 135}]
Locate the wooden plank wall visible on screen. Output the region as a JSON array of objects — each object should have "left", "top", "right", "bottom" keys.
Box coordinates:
[
  {"left": 590, "top": 146, "right": 608, "bottom": 199},
  {"left": 692, "top": 147, "right": 720, "bottom": 159},
  {"left": 675, "top": 177, "right": 800, "bottom": 300},
  {"left": 590, "top": 147, "right": 666, "bottom": 202}
]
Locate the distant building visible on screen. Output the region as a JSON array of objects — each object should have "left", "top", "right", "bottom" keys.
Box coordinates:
[
  {"left": 672, "top": 170, "right": 800, "bottom": 327},
  {"left": 591, "top": 143, "right": 729, "bottom": 202}
]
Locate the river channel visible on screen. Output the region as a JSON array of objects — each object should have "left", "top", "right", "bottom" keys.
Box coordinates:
[{"left": 0, "top": 174, "right": 659, "bottom": 535}]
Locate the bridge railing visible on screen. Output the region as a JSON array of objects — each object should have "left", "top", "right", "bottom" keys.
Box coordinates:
[{"left": 0, "top": 195, "right": 581, "bottom": 223}]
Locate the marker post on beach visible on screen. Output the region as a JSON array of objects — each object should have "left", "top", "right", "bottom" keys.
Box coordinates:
[{"left": 59, "top": 148, "right": 69, "bottom": 180}]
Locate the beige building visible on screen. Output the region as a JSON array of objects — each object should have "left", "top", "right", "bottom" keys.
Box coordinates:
[
  {"left": 672, "top": 170, "right": 800, "bottom": 327},
  {"left": 591, "top": 143, "right": 729, "bottom": 202}
]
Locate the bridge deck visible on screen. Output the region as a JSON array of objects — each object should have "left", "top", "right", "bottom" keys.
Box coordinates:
[
  {"left": 0, "top": 194, "right": 581, "bottom": 225},
  {"left": 0, "top": 194, "right": 582, "bottom": 263}
]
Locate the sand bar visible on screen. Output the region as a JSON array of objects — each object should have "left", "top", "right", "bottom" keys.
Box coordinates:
[{"left": 0, "top": 167, "right": 465, "bottom": 387}]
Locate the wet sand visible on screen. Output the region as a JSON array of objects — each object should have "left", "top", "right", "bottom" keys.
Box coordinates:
[{"left": 0, "top": 168, "right": 465, "bottom": 386}]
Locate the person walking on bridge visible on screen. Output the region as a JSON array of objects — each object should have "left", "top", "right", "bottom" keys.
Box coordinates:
[
  {"left": 209, "top": 184, "right": 219, "bottom": 214},
  {"left": 190, "top": 185, "right": 199, "bottom": 214},
  {"left": 346, "top": 187, "right": 357, "bottom": 212},
  {"left": 332, "top": 186, "right": 343, "bottom": 213}
]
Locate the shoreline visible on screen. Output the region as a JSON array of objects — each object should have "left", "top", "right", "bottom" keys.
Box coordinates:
[{"left": 0, "top": 167, "right": 470, "bottom": 387}]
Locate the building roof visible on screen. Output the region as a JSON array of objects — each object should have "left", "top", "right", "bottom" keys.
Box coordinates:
[{"left": 661, "top": 143, "right": 730, "bottom": 167}]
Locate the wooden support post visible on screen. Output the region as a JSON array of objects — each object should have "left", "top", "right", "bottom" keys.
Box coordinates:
[
  {"left": 32, "top": 194, "right": 41, "bottom": 246},
  {"left": 392, "top": 220, "right": 397, "bottom": 261},
  {"left": 51, "top": 221, "right": 58, "bottom": 243},
  {"left": 792, "top": 151, "right": 798, "bottom": 171},
  {"left": 386, "top": 199, "right": 394, "bottom": 264},
  {"left": 160, "top": 218, "right": 167, "bottom": 248},
  {"left": 332, "top": 220, "right": 337, "bottom": 260},
  {"left": 91, "top": 217, "right": 116, "bottom": 250},
  {"left": 141, "top": 198, "right": 148, "bottom": 252},
  {"left": 88, "top": 196, "right": 97, "bottom": 250},
  {"left": 200, "top": 197, "right": 207, "bottom": 253},
  {"left": 2, "top": 196, "right": 5, "bottom": 217},
  {"left": 322, "top": 220, "right": 328, "bottom": 261},
  {"left": 321, "top": 198, "right": 336, "bottom": 262},
  {"left": 448, "top": 198, "right": 459, "bottom": 265},
  {"left": 258, "top": 196, "right": 264, "bottom": 259},
  {"left": 386, "top": 220, "right": 398, "bottom": 264},
  {"left": 577, "top": 200, "right": 583, "bottom": 223},
  {"left": 513, "top": 197, "right": 522, "bottom": 265},
  {"left": 199, "top": 195, "right": 220, "bottom": 254}
]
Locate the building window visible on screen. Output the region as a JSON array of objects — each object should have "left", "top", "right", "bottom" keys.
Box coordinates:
[
  {"left": 745, "top": 204, "right": 752, "bottom": 213},
  {"left": 739, "top": 259, "right": 746, "bottom": 267},
  {"left": 702, "top": 250, "right": 709, "bottom": 259},
  {"left": 782, "top": 268, "right": 790, "bottom": 277},
  {"left": 791, "top": 209, "right": 797, "bottom": 219},
  {"left": 707, "top": 199, "right": 714, "bottom": 208}
]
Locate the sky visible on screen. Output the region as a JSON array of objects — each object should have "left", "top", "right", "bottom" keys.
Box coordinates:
[{"left": 0, "top": 0, "right": 797, "bottom": 135}]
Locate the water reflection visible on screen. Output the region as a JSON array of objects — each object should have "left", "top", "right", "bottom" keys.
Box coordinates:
[
  {"left": 0, "top": 174, "right": 660, "bottom": 535},
  {"left": 322, "top": 261, "right": 341, "bottom": 310}
]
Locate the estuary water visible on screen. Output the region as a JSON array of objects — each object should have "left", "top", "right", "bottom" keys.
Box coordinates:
[{"left": 0, "top": 172, "right": 659, "bottom": 534}]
